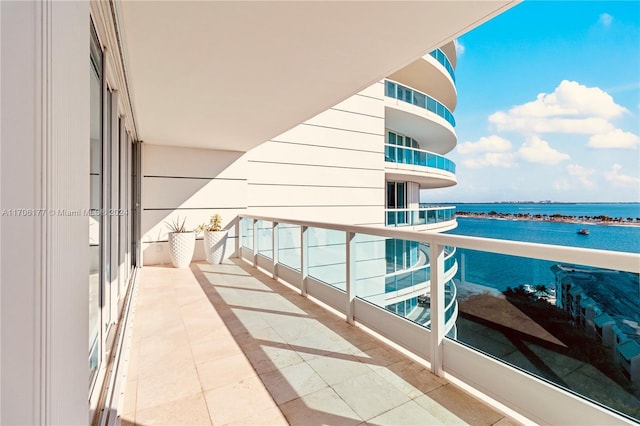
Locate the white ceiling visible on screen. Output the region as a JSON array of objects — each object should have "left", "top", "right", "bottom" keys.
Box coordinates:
[{"left": 117, "top": 1, "right": 516, "bottom": 152}]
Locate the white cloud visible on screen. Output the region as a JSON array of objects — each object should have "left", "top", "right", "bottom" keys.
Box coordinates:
[
  {"left": 588, "top": 129, "right": 639, "bottom": 149},
  {"left": 454, "top": 39, "right": 465, "bottom": 57},
  {"left": 599, "top": 13, "right": 613, "bottom": 27},
  {"left": 566, "top": 164, "right": 596, "bottom": 189},
  {"left": 457, "top": 135, "right": 512, "bottom": 154},
  {"left": 517, "top": 136, "right": 570, "bottom": 165},
  {"left": 605, "top": 164, "right": 640, "bottom": 187},
  {"left": 463, "top": 152, "right": 517, "bottom": 169},
  {"left": 489, "top": 80, "right": 628, "bottom": 134}
]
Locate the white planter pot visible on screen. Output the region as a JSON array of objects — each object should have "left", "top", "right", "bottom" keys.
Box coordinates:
[
  {"left": 168, "top": 232, "right": 196, "bottom": 268},
  {"left": 203, "top": 230, "right": 228, "bottom": 264}
]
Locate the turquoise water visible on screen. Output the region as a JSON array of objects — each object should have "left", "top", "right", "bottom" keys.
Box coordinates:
[
  {"left": 445, "top": 213, "right": 639, "bottom": 336},
  {"left": 450, "top": 217, "right": 640, "bottom": 253},
  {"left": 446, "top": 217, "right": 639, "bottom": 292}
]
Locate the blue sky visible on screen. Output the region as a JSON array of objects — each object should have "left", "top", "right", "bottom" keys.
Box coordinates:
[{"left": 426, "top": 1, "right": 640, "bottom": 203}]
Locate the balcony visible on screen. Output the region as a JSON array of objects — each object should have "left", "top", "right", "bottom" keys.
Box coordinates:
[
  {"left": 385, "top": 80, "right": 455, "bottom": 127},
  {"left": 386, "top": 49, "right": 457, "bottom": 112},
  {"left": 229, "top": 214, "right": 639, "bottom": 424},
  {"left": 385, "top": 80, "right": 456, "bottom": 154},
  {"left": 114, "top": 214, "right": 640, "bottom": 425},
  {"left": 117, "top": 261, "right": 512, "bottom": 425},
  {"left": 385, "top": 206, "right": 457, "bottom": 231},
  {"left": 385, "top": 143, "right": 457, "bottom": 188}
]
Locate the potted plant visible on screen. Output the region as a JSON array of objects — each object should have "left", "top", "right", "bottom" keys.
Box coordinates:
[
  {"left": 165, "top": 216, "right": 196, "bottom": 268},
  {"left": 198, "top": 214, "right": 228, "bottom": 264}
]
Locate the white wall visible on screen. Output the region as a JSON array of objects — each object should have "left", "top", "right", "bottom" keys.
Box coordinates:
[
  {"left": 245, "top": 83, "right": 386, "bottom": 225},
  {"left": 141, "top": 145, "right": 247, "bottom": 265},
  {"left": 142, "top": 83, "right": 387, "bottom": 265},
  {"left": 1, "top": 1, "right": 89, "bottom": 423}
]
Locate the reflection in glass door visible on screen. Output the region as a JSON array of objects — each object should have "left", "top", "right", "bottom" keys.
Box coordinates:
[{"left": 89, "top": 24, "right": 102, "bottom": 383}]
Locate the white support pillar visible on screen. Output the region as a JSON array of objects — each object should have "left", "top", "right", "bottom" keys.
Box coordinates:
[
  {"left": 345, "top": 232, "right": 356, "bottom": 324},
  {"left": 252, "top": 219, "right": 258, "bottom": 267},
  {"left": 234, "top": 217, "right": 241, "bottom": 258},
  {"left": 301, "top": 225, "right": 308, "bottom": 296},
  {"left": 429, "top": 243, "right": 446, "bottom": 376},
  {"left": 272, "top": 221, "right": 279, "bottom": 280}
]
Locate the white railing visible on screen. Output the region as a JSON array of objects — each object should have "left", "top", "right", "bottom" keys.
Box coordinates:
[{"left": 236, "top": 214, "right": 639, "bottom": 425}]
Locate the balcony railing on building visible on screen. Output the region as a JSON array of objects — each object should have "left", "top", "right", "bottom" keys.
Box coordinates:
[
  {"left": 385, "top": 143, "right": 456, "bottom": 174},
  {"left": 386, "top": 206, "right": 455, "bottom": 227},
  {"left": 429, "top": 48, "right": 455, "bottom": 83},
  {"left": 385, "top": 79, "right": 456, "bottom": 127},
  {"left": 236, "top": 214, "right": 640, "bottom": 425}
]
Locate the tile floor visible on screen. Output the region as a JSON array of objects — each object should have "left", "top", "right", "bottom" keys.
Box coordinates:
[{"left": 118, "top": 259, "right": 521, "bottom": 425}]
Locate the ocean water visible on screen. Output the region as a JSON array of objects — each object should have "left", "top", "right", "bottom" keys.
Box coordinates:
[
  {"left": 443, "top": 202, "right": 640, "bottom": 292},
  {"left": 444, "top": 209, "right": 640, "bottom": 324}
]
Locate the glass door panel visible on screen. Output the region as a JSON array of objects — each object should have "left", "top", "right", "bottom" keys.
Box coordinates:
[{"left": 89, "top": 31, "right": 102, "bottom": 382}]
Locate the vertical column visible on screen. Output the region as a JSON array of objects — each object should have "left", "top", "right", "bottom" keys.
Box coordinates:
[
  {"left": 429, "top": 243, "right": 446, "bottom": 376},
  {"left": 345, "top": 232, "right": 356, "bottom": 324},
  {"left": 252, "top": 219, "right": 258, "bottom": 267},
  {"left": 234, "top": 216, "right": 241, "bottom": 258},
  {"left": 300, "top": 225, "right": 308, "bottom": 296},
  {"left": 272, "top": 221, "right": 279, "bottom": 280}
]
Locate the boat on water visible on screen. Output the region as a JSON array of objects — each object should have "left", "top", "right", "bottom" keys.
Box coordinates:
[{"left": 577, "top": 228, "right": 589, "bottom": 235}]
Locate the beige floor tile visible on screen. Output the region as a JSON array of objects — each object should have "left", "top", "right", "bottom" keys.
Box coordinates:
[
  {"left": 331, "top": 370, "right": 412, "bottom": 421},
  {"left": 413, "top": 394, "right": 467, "bottom": 425},
  {"left": 260, "top": 361, "right": 328, "bottom": 405},
  {"left": 243, "top": 341, "right": 305, "bottom": 375},
  {"left": 189, "top": 333, "right": 241, "bottom": 366},
  {"left": 280, "top": 387, "right": 362, "bottom": 426},
  {"left": 307, "top": 353, "right": 373, "bottom": 386},
  {"left": 121, "top": 263, "right": 511, "bottom": 426},
  {"left": 368, "top": 399, "right": 444, "bottom": 426},
  {"left": 371, "top": 358, "right": 446, "bottom": 398},
  {"left": 196, "top": 352, "right": 256, "bottom": 391},
  {"left": 224, "top": 405, "right": 288, "bottom": 426},
  {"left": 426, "top": 384, "right": 504, "bottom": 426},
  {"left": 135, "top": 392, "right": 212, "bottom": 425},
  {"left": 136, "top": 363, "right": 202, "bottom": 412},
  {"left": 204, "top": 375, "right": 277, "bottom": 425}
]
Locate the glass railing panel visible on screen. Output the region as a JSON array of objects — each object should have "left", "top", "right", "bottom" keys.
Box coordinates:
[
  {"left": 278, "top": 223, "right": 301, "bottom": 271},
  {"left": 241, "top": 217, "right": 253, "bottom": 250},
  {"left": 383, "top": 141, "right": 457, "bottom": 175},
  {"left": 352, "top": 233, "right": 387, "bottom": 305},
  {"left": 385, "top": 207, "right": 456, "bottom": 227},
  {"left": 385, "top": 80, "right": 455, "bottom": 127},
  {"left": 428, "top": 48, "right": 456, "bottom": 82},
  {"left": 450, "top": 247, "right": 640, "bottom": 421},
  {"left": 256, "top": 220, "right": 273, "bottom": 259},
  {"left": 308, "top": 227, "right": 346, "bottom": 290}
]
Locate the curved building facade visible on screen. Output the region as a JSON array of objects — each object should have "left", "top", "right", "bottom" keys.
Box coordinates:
[{"left": 381, "top": 43, "right": 459, "bottom": 336}]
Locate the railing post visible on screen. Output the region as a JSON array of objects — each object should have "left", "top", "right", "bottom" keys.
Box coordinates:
[
  {"left": 272, "top": 221, "right": 279, "bottom": 280},
  {"left": 300, "top": 225, "right": 308, "bottom": 297},
  {"left": 429, "top": 242, "right": 446, "bottom": 376},
  {"left": 234, "top": 216, "right": 241, "bottom": 258},
  {"left": 252, "top": 219, "right": 258, "bottom": 267},
  {"left": 345, "top": 232, "right": 356, "bottom": 324}
]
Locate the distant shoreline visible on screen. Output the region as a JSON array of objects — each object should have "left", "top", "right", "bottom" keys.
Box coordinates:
[{"left": 455, "top": 212, "right": 640, "bottom": 227}]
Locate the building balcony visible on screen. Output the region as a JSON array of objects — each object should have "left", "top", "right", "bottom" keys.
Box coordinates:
[
  {"left": 385, "top": 206, "right": 457, "bottom": 231},
  {"left": 385, "top": 143, "right": 457, "bottom": 188},
  {"left": 384, "top": 80, "right": 456, "bottom": 154},
  {"left": 111, "top": 214, "right": 640, "bottom": 425},
  {"left": 116, "top": 261, "right": 511, "bottom": 425},
  {"left": 386, "top": 48, "right": 457, "bottom": 112}
]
